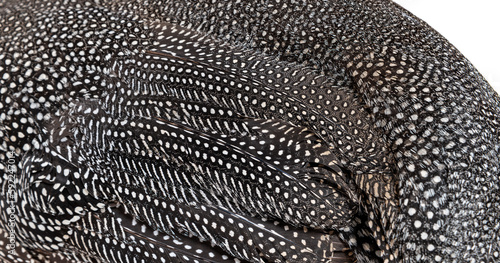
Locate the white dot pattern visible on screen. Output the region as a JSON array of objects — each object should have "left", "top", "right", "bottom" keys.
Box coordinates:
[{"left": 0, "top": 0, "right": 499, "bottom": 263}]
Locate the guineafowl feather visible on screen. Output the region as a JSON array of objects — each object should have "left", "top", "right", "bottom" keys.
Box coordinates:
[{"left": 0, "top": 0, "right": 499, "bottom": 262}]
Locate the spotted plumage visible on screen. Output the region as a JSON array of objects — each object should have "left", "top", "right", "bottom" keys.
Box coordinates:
[{"left": 0, "top": 0, "right": 499, "bottom": 262}]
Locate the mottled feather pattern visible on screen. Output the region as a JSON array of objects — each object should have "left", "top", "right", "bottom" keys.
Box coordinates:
[{"left": 0, "top": 0, "right": 499, "bottom": 263}]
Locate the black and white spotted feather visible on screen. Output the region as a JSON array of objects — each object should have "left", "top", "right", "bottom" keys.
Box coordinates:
[{"left": 0, "top": 0, "right": 499, "bottom": 263}]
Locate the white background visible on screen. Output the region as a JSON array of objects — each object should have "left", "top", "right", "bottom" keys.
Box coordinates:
[{"left": 393, "top": 0, "right": 500, "bottom": 94}]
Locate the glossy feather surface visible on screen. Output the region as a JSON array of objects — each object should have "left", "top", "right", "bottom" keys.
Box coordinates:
[{"left": 0, "top": 0, "right": 499, "bottom": 262}]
